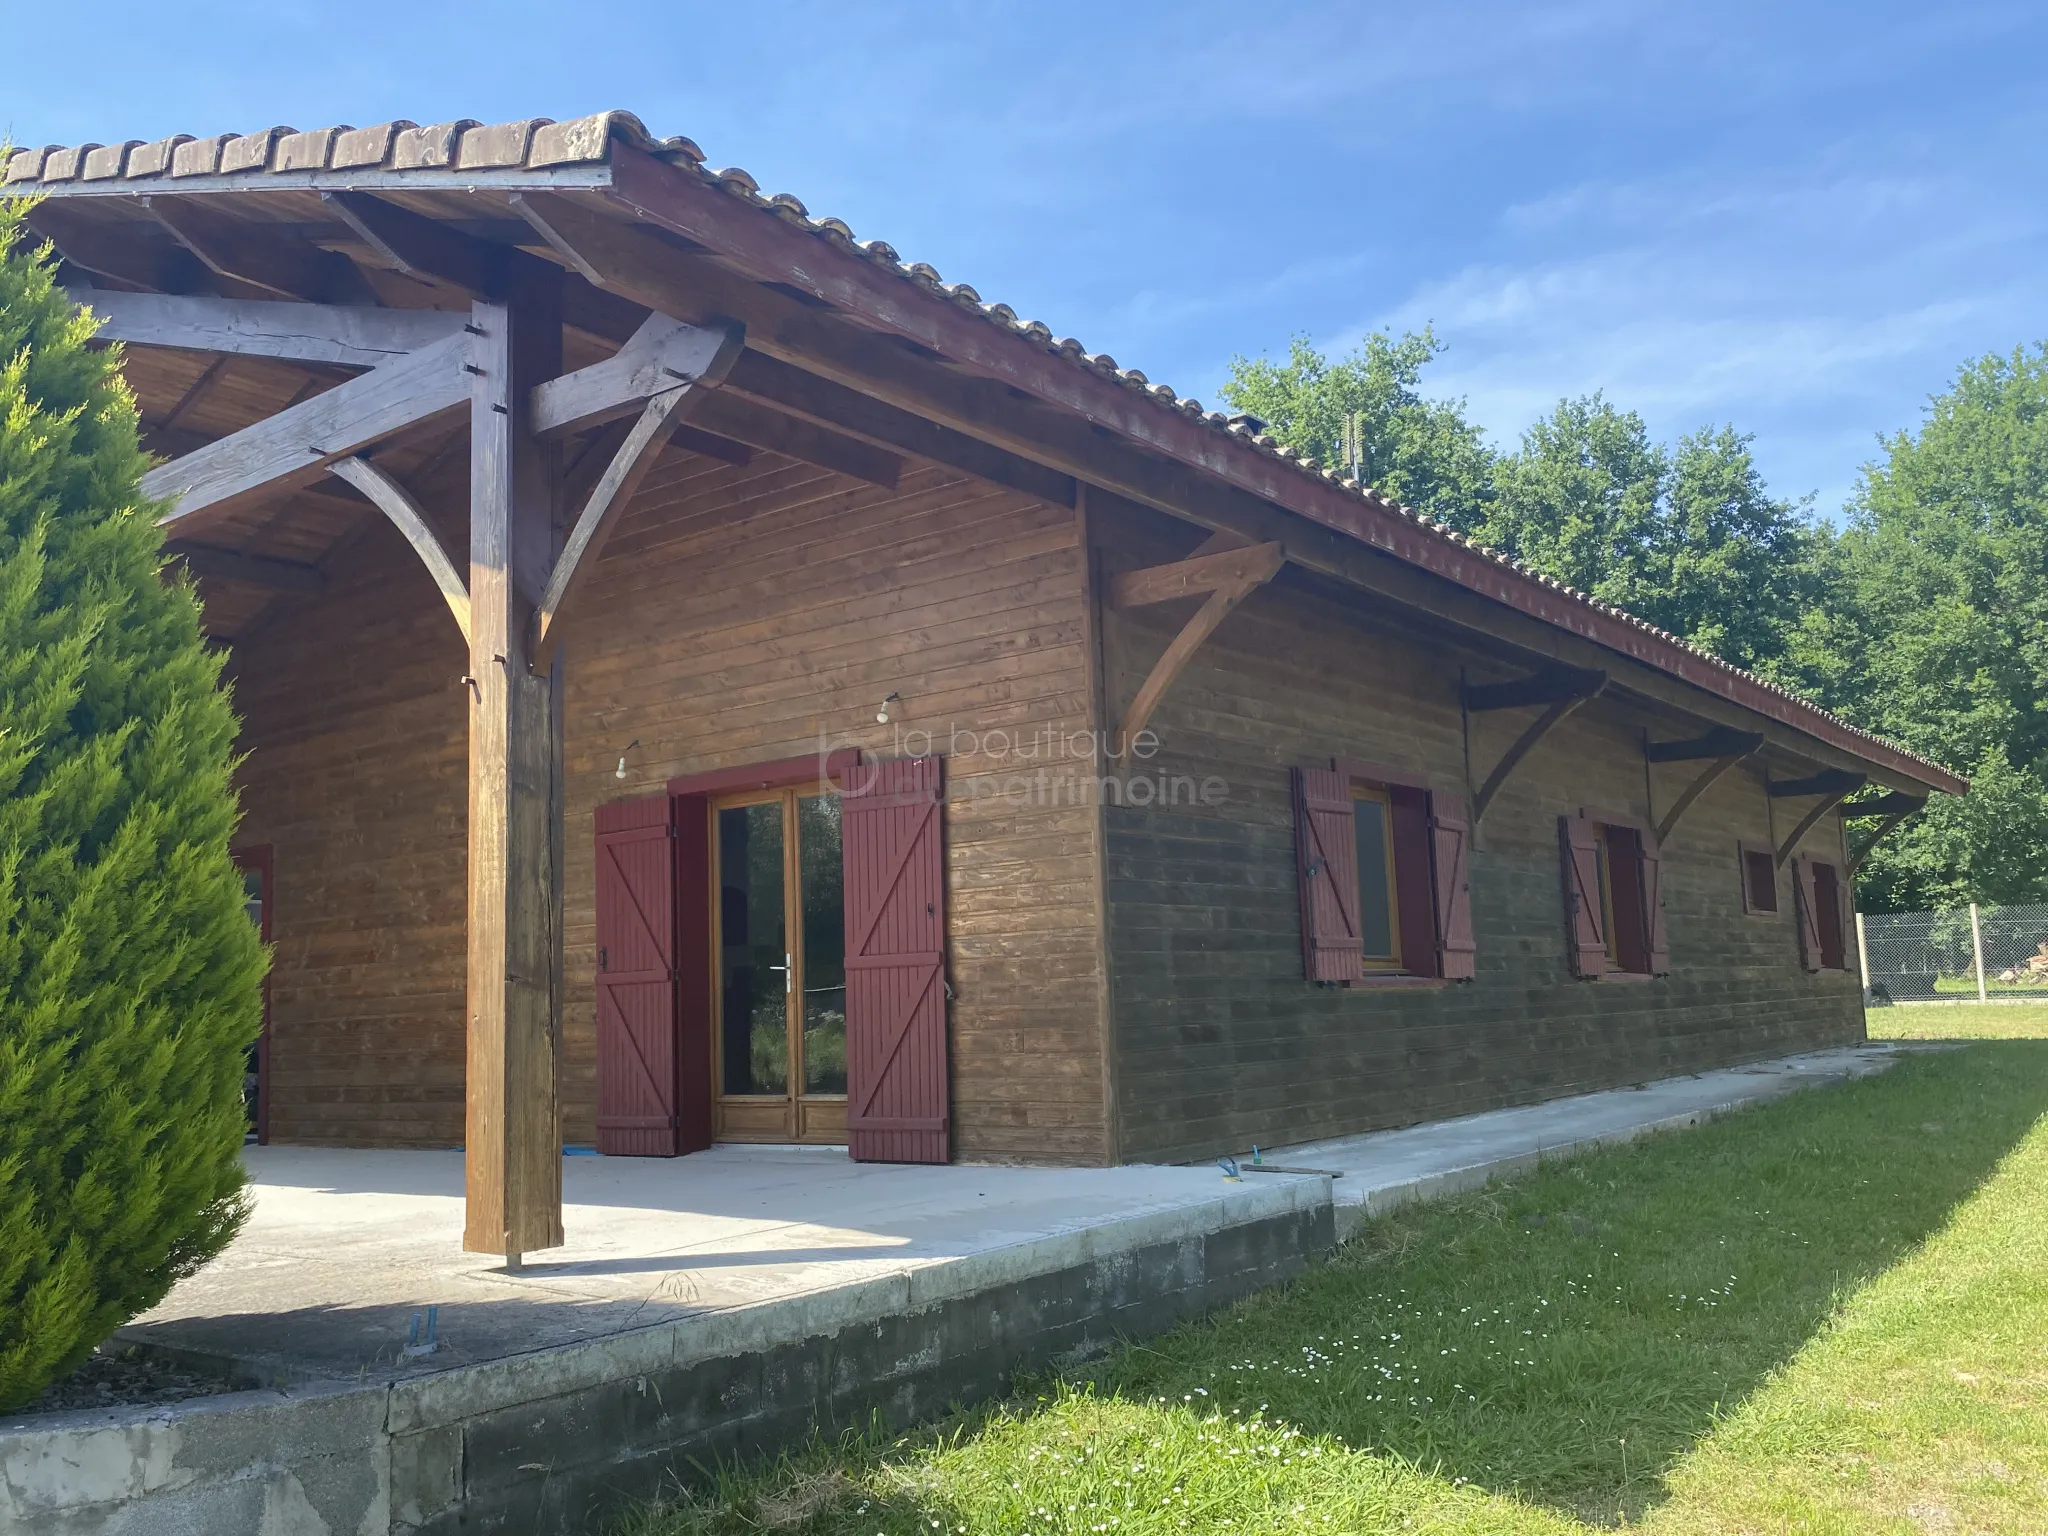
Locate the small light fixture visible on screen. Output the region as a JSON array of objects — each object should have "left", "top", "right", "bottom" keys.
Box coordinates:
[
  {"left": 876, "top": 692, "right": 901, "bottom": 725},
  {"left": 614, "top": 739, "right": 640, "bottom": 780}
]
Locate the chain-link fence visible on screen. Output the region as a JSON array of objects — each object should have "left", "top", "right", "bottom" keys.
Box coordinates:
[{"left": 1859, "top": 903, "right": 2048, "bottom": 1002}]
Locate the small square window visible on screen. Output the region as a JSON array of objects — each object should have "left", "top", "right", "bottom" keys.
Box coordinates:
[{"left": 1743, "top": 848, "right": 1778, "bottom": 914}]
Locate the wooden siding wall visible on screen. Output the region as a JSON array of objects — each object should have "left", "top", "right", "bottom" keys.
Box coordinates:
[
  {"left": 233, "top": 446, "right": 1112, "bottom": 1163},
  {"left": 1093, "top": 504, "right": 1866, "bottom": 1166},
  {"left": 230, "top": 517, "right": 472, "bottom": 1146}
]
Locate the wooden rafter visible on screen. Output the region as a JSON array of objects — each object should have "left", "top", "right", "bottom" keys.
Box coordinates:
[
  {"left": 688, "top": 389, "right": 900, "bottom": 487},
  {"left": 167, "top": 542, "right": 325, "bottom": 593},
  {"left": 1646, "top": 727, "right": 1764, "bottom": 842},
  {"left": 1108, "top": 541, "right": 1283, "bottom": 766},
  {"left": 1463, "top": 666, "right": 1608, "bottom": 823},
  {"left": 72, "top": 287, "right": 468, "bottom": 367},
  {"left": 530, "top": 386, "right": 698, "bottom": 670},
  {"left": 156, "top": 354, "right": 230, "bottom": 433},
  {"left": 328, "top": 457, "right": 472, "bottom": 643},
  {"left": 139, "top": 330, "right": 472, "bottom": 528},
  {"left": 145, "top": 196, "right": 378, "bottom": 306}
]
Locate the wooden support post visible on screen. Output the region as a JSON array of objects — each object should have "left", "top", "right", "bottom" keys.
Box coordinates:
[
  {"left": 464, "top": 274, "right": 566, "bottom": 1263},
  {"left": 1843, "top": 791, "right": 1926, "bottom": 876}
]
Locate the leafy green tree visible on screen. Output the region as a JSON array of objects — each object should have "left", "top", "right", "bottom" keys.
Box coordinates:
[
  {"left": 1481, "top": 399, "right": 1819, "bottom": 676},
  {"left": 0, "top": 198, "right": 265, "bottom": 1410},
  {"left": 1787, "top": 345, "right": 2048, "bottom": 908},
  {"left": 1220, "top": 329, "right": 1496, "bottom": 529}
]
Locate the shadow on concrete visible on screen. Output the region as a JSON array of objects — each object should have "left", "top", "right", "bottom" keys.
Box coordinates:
[{"left": 1090, "top": 1040, "right": 2048, "bottom": 1522}]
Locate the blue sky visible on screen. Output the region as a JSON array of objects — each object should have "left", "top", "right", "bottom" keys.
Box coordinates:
[{"left": 9, "top": 1, "right": 2045, "bottom": 518}]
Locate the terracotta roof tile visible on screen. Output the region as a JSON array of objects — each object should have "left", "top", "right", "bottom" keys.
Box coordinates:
[{"left": 7, "top": 108, "right": 1957, "bottom": 787}]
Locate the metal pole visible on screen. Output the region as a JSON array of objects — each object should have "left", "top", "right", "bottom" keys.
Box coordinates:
[
  {"left": 1971, "top": 901, "right": 1988, "bottom": 1003},
  {"left": 1856, "top": 910, "right": 1870, "bottom": 990}
]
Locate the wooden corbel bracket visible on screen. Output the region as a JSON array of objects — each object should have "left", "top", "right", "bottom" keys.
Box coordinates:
[
  {"left": 1841, "top": 790, "right": 1928, "bottom": 876},
  {"left": 1645, "top": 726, "right": 1765, "bottom": 842},
  {"left": 329, "top": 456, "right": 471, "bottom": 644},
  {"left": 1107, "top": 541, "right": 1284, "bottom": 766},
  {"left": 1769, "top": 768, "right": 1868, "bottom": 867},
  {"left": 1464, "top": 665, "right": 1608, "bottom": 822},
  {"left": 527, "top": 319, "right": 746, "bottom": 671}
]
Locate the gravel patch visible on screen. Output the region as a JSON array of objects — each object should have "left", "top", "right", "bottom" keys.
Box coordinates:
[{"left": 17, "top": 1348, "right": 240, "bottom": 1415}]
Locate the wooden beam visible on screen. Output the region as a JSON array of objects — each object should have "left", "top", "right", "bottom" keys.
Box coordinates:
[
  {"left": 70, "top": 288, "right": 468, "bottom": 367},
  {"left": 1848, "top": 809, "right": 1919, "bottom": 876},
  {"left": 1109, "top": 542, "right": 1284, "bottom": 610},
  {"left": 687, "top": 389, "right": 898, "bottom": 487},
  {"left": 530, "top": 386, "right": 697, "bottom": 670},
  {"left": 1464, "top": 665, "right": 1609, "bottom": 713},
  {"left": 1652, "top": 746, "right": 1758, "bottom": 843},
  {"left": 1471, "top": 692, "right": 1598, "bottom": 824},
  {"left": 327, "top": 457, "right": 471, "bottom": 643},
  {"left": 165, "top": 542, "right": 324, "bottom": 593},
  {"left": 1187, "top": 529, "right": 1255, "bottom": 559},
  {"left": 464, "top": 277, "right": 567, "bottom": 1264},
  {"left": 529, "top": 314, "right": 743, "bottom": 439},
  {"left": 28, "top": 205, "right": 213, "bottom": 294},
  {"left": 668, "top": 421, "right": 755, "bottom": 467},
  {"left": 1769, "top": 769, "right": 1868, "bottom": 799},
  {"left": 1775, "top": 785, "right": 1859, "bottom": 868},
  {"left": 328, "top": 190, "right": 646, "bottom": 346},
  {"left": 139, "top": 330, "right": 471, "bottom": 528},
  {"left": 145, "top": 197, "right": 378, "bottom": 306},
  {"left": 1111, "top": 556, "right": 1280, "bottom": 766},
  {"left": 1842, "top": 791, "right": 1928, "bottom": 819},
  {"left": 721, "top": 349, "right": 1075, "bottom": 505},
  {"left": 1645, "top": 726, "right": 1765, "bottom": 763}
]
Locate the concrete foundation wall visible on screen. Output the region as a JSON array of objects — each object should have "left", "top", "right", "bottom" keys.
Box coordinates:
[{"left": 1, "top": 1182, "right": 1330, "bottom": 1536}]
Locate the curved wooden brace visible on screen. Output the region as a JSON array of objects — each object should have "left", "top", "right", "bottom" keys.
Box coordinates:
[
  {"left": 1110, "top": 543, "right": 1283, "bottom": 766},
  {"left": 1652, "top": 743, "right": 1761, "bottom": 842},
  {"left": 329, "top": 455, "right": 471, "bottom": 644},
  {"left": 529, "top": 385, "right": 696, "bottom": 670},
  {"left": 1470, "top": 692, "right": 1594, "bottom": 823},
  {"left": 1774, "top": 786, "right": 1857, "bottom": 868},
  {"left": 1843, "top": 791, "right": 1928, "bottom": 876}
]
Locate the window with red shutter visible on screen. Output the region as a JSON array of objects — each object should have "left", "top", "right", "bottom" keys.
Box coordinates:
[
  {"left": 841, "top": 755, "right": 950, "bottom": 1164},
  {"left": 1294, "top": 765, "right": 1476, "bottom": 985},
  {"left": 1639, "top": 826, "right": 1670, "bottom": 975},
  {"left": 1741, "top": 845, "right": 1779, "bottom": 914}
]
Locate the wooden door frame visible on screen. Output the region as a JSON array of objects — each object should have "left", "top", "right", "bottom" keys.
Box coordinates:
[{"left": 705, "top": 785, "right": 849, "bottom": 1144}]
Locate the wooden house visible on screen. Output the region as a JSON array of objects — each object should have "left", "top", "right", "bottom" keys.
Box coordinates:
[{"left": 8, "top": 113, "right": 1963, "bottom": 1261}]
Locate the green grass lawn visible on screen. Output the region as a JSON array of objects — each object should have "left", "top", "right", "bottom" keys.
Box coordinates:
[{"left": 624, "top": 1012, "right": 2048, "bottom": 1534}]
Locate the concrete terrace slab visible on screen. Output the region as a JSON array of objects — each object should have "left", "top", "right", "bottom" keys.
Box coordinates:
[
  {"left": 4, "top": 1043, "right": 1909, "bottom": 1535},
  {"left": 120, "top": 1145, "right": 1295, "bottom": 1380},
  {"left": 1270, "top": 1042, "right": 1912, "bottom": 1238}
]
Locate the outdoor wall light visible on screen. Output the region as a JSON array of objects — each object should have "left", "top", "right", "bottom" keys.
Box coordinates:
[
  {"left": 876, "top": 692, "right": 901, "bottom": 725},
  {"left": 614, "top": 739, "right": 640, "bottom": 780}
]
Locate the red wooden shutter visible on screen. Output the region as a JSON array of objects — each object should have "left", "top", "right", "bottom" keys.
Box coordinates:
[
  {"left": 843, "top": 755, "right": 950, "bottom": 1164},
  {"left": 1294, "top": 767, "right": 1364, "bottom": 984},
  {"left": 1793, "top": 854, "right": 1823, "bottom": 972},
  {"left": 1560, "top": 814, "right": 1608, "bottom": 978},
  {"left": 1428, "top": 791, "right": 1476, "bottom": 980},
  {"left": 1639, "top": 826, "right": 1670, "bottom": 975},
  {"left": 594, "top": 793, "right": 682, "bottom": 1156}
]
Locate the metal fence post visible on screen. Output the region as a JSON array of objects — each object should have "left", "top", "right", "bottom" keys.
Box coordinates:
[
  {"left": 1856, "top": 911, "right": 1870, "bottom": 989},
  {"left": 1971, "top": 901, "right": 1988, "bottom": 1003}
]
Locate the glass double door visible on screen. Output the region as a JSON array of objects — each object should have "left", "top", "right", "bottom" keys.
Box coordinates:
[{"left": 713, "top": 788, "right": 847, "bottom": 1143}]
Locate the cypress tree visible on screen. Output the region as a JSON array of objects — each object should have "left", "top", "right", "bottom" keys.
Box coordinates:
[{"left": 0, "top": 196, "right": 265, "bottom": 1411}]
